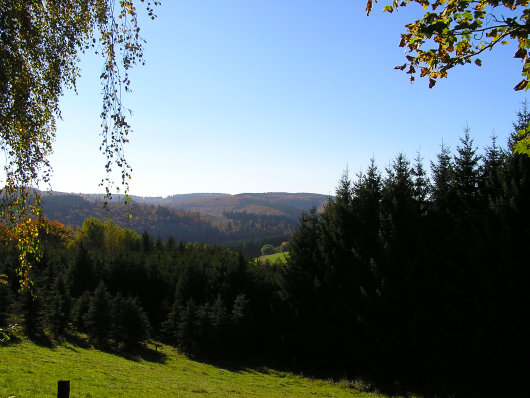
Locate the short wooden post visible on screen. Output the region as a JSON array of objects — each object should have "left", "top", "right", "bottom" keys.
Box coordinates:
[{"left": 57, "top": 380, "right": 70, "bottom": 398}]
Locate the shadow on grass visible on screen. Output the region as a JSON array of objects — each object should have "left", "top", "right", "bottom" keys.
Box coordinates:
[
  {"left": 186, "top": 354, "right": 415, "bottom": 398},
  {"left": 120, "top": 344, "right": 168, "bottom": 364},
  {"left": 63, "top": 331, "right": 91, "bottom": 349},
  {"left": 27, "top": 330, "right": 54, "bottom": 348},
  {"left": 17, "top": 328, "right": 168, "bottom": 365},
  {"left": 95, "top": 341, "right": 168, "bottom": 365}
]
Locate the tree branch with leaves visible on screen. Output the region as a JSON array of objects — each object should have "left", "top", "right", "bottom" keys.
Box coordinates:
[
  {"left": 366, "top": 0, "right": 530, "bottom": 154},
  {"left": 0, "top": 0, "right": 159, "bottom": 288}
]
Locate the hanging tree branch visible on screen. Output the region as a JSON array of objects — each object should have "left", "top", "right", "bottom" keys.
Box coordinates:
[{"left": 0, "top": 0, "right": 159, "bottom": 288}]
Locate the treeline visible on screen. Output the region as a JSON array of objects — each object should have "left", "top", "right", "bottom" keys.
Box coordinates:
[
  {"left": 284, "top": 115, "right": 530, "bottom": 395},
  {"left": 2, "top": 110, "right": 530, "bottom": 396},
  {"left": 223, "top": 210, "right": 299, "bottom": 233},
  {"left": 41, "top": 195, "right": 295, "bottom": 256},
  {"left": 223, "top": 234, "right": 289, "bottom": 258},
  {"left": 41, "top": 195, "right": 228, "bottom": 244},
  {"left": 0, "top": 218, "right": 286, "bottom": 358}
]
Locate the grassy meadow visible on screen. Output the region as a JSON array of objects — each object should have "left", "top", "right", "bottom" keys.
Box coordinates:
[
  {"left": 0, "top": 338, "right": 396, "bottom": 397},
  {"left": 260, "top": 252, "right": 289, "bottom": 264}
]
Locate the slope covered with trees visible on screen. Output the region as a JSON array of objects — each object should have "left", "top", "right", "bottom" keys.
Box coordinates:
[
  {"left": 0, "top": 217, "right": 286, "bottom": 359},
  {"left": 40, "top": 192, "right": 329, "bottom": 256},
  {"left": 285, "top": 112, "right": 530, "bottom": 395},
  {"left": 41, "top": 194, "right": 226, "bottom": 244},
  {"left": 2, "top": 111, "right": 530, "bottom": 396}
]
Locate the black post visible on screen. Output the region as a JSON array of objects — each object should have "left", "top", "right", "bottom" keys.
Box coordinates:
[{"left": 57, "top": 380, "right": 70, "bottom": 398}]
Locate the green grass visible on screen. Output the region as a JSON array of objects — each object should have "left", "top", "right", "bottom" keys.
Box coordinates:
[
  {"left": 260, "top": 252, "right": 289, "bottom": 264},
  {"left": 0, "top": 338, "right": 394, "bottom": 397}
]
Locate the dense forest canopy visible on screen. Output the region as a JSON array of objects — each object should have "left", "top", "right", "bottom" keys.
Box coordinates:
[{"left": 2, "top": 108, "right": 530, "bottom": 396}]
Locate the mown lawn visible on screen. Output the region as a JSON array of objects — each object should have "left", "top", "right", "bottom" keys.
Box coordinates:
[{"left": 0, "top": 338, "right": 396, "bottom": 397}]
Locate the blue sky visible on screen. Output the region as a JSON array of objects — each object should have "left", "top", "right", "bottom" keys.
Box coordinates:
[{"left": 49, "top": 1, "right": 527, "bottom": 196}]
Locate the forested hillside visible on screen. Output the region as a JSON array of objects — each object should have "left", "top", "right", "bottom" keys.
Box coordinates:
[
  {"left": 2, "top": 112, "right": 530, "bottom": 397},
  {"left": 80, "top": 192, "right": 329, "bottom": 218},
  {"left": 161, "top": 192, "right": 329, "bottom": 218},
  {"left": 40, "top": 192, "right": 329, "bottom": 257},
  {"left": 41, "top": 194, "right": 226, "bottom": 244},
  {"left": 285, "top": 117, "right": 530, "bottom": 396}
]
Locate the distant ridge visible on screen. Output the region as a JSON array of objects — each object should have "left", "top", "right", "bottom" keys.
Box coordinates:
[
  {"left": 158, "top": 192, "right": 330, "bottom": 218},
  {"left": 62, "top": 191, "right": 330, "bottom": 218},
  {"left": 40, "top": 191, "right": 330, "bottom": 255},
  {"left": 75, "top": 192, "right": 229, "bottom": 204}
]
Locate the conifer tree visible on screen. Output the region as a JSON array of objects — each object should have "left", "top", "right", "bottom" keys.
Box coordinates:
[
  {"left": 177, "top": 299, "right": 198, "bottom": 355},
  {"left": 71, "top": 290, "right": 91, "bottom": 332},
  {"left": 45, "top": 275, "right": 70, "bottom": 337},
  {"left": 111, "top": 294, "right": 150, "bottom": 349},
  {"left": 209, "top": 295, "right": 227, "bottom": 336},
  {"left": 68, "top": 243, "right": 97, "bottom": 298},
  {"left": 85, "top": 282, "right": 112, "bottom": 346},
  {"left": 380, "top": 153, "right": 417, "bottom": 266},
  {"left": 378, "top": 153, "right": 420, "bottom": 373},
  {"left": 228, "top": 293, "right": 252, "bottom": 357},
  {"left": 284, "top": 208, "right": 326, "bottom": 363},
  {"left": 161, "top": 295, "right": 180, "bottom": 345},
  {"left": 482, "top": 135, "right": 505, "bottom": 209},
  {"left": 412, "top": 151, "right": 431, "bottom": 211},
  {"left": 231, "top": 293, "right": 250, "bottom": 331},
  {"left": 17, "top": 288, "right": 42, "bottom": 337},
  {"left": 351, "top": 159, "right": 383, "bottom": 296},
  {"left": 430, "top": 142, "right": 455, "bottom": 213},
  {"left": 454, "top": 128, "right": 482, "bottom": 210}
]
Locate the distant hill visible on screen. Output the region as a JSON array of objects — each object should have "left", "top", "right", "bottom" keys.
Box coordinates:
[
  {"left": 40, "top": 191, "right": 330, "bottom": 255},
  {"left": 161, "top": 192, "right": 330, "bottom": 218},
  {"left": 80, "top": 192, "right": 230, "bottom": 205},
  {"left": 41, "top": 193, "right": 226, "bottom": 244},
  {"left": 79, "top": 192, "right": 329, "bottom": 218}
]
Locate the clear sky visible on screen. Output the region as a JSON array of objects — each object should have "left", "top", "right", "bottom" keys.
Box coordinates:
[{"left": 48, "top": 1, "right": 527, "bottom": 197}]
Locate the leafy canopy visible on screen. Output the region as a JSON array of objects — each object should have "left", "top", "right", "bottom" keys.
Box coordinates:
[
  {"left": 0, "top": 0, "right": 158, "bottom": 288},
  {"left": 366, "top": 0, "right": 530, "bottom": 154}
]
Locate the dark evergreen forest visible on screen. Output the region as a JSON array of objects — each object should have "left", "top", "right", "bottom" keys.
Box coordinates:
[{"left": 2, "top": 109, "right": 530, "bottom": 397}]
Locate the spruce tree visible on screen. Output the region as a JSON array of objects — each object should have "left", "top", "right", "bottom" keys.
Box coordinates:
[
  {"left": 285, "top": 207, "right": 328, "bottom": 365},
  {"left": 17, "top": 288, "right": 42, "bottom": 337},
  {"left": 229, "top": 293, "right": 252, "bottom": 357},
  {"left": 45, "top": 275, "right": 70, "bottom": 337},
  {"left": 68, "top": 243, "right": 97, "bottom": 298},
  {"left": 379, "top": 153, "right": 419, "bottom": 376},
  {"left": 482, "top": 135, "right": 505, "bottom": 209},
  {"left": 430, "top": 142, "right": 455, "bottom": 213},
  {"left": 71, "top": 290, "right": 91, "bottom": 332},
  {"left": 84, "top": 282, "right": 112, "bottom": 346},
  {"left": 111, "top": 294, "right": 150, "bottom": 349},
  {"left": 351, "top": 158, "right": 383, "bottom": 297},
  {"left": 207, "top": 295, "right": 228, "bottom": 356},
  {"left": 161, "top": 298, "right": 179, "bottom": 345},
  {"left": 380, "top": 153, "right": 417, "bottom": 266},
  {"left": 177, "top": 299, "right": 197, "bottom": 355},
  {"left": 454, "top": 128, "right": 482, "bottom": 210},
  {"left": 412, "top": 151, "right": 431, "bottom": 211}
]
